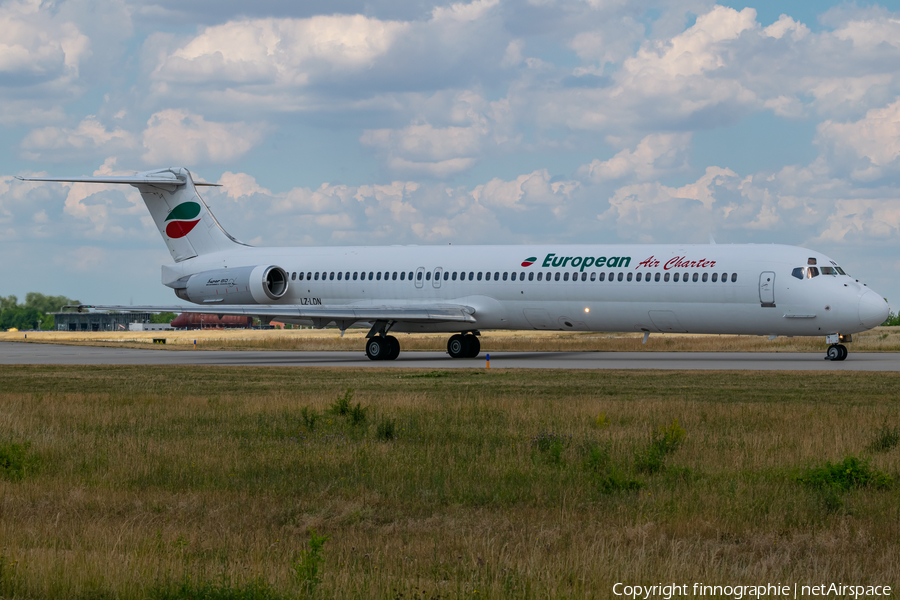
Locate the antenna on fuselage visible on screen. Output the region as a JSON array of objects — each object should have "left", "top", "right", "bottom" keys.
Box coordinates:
[{"left": 709, "top": 234, "right": 717, "bottom": 245}]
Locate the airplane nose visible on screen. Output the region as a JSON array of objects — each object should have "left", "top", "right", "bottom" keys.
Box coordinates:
[{"left": 858, "top": 290, "right": 889, "bottom": 329}]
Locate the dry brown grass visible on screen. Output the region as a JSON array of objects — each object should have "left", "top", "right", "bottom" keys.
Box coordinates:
[
  {"left": 1, "top": 367, "right": 899, "bottom": 598},
  {"left": 5, "top": 326, "right": 900, "bottom": 353}
]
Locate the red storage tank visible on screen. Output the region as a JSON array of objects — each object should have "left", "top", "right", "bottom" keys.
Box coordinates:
[{"left": 170, "top": 313, "right": 253, "bottom": 329}]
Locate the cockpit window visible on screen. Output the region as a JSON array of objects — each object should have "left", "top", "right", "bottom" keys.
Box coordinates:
[
  {"left": 836, "top": 267, "right": 846, "bottom": 275},
  {"left": 793, "top": 266, "right": 821, "bottom": 279},
  {"left": 820, "top": 266, "right": 836, "bottom": 275},
  {"left": 808, "top": 267, "right": 819, "bottom": 278},
  {"left": 792, "top": 267, "right": 804, "bottom": 280}
]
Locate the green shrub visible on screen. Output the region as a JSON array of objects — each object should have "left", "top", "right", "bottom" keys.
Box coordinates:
[
  {"left": 881, "top": 311, "right": 900, "bottom": 326},
  {"left": 867, "top": 423, "right": 900, "bottom": 453},
  {"left": 376, "top": 419, "right": 396, "bottom": 441},
  {"left": 348, "top": 403, "right": 366, "bottom": 426},
  {"left": 635, "top": 419, "right": 686, "bottom": 474},
  {"left": 797, "top": 456, "right": 893, "bottom": 492},
  {"left": 0, "top": 442, "right": 33, "bottom": 481},
  {"left": 292, "top": 530, "right": 328, "bottom": 596}
]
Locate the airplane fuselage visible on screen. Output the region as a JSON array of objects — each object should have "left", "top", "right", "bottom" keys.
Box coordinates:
[{"left": 163, "top": 242, "right": 885, "bottom": 337}]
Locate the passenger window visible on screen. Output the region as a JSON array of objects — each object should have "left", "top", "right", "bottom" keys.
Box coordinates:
[
  {"left": 731, "top": 273, "right": 737, "bottom": 282},
  {"left": 314, "top": 272, "right": 319, "bottom": 281},
  {"left": 655, "top": 273, "right": 660, "bottom": 282},
  {"left": 337, "top": 272, "right": 342, "bottom": 280},
  {"left": 599, "top": 272, "right": 605, "bottom": 282},
  {"left": 617, "top": 273, "right": 623, "bottom": 282},
  {"left": 345, "top": 272, "right": 350, "bottom": 280},
  {"left": 368, "top": 272, "right": 374, "bottom": 280},
  {"left": 393, "top": 272, "right": 398, "bottom": 280},
  {"left": 711, "top": 273, "right": 717, "bottom": 282},
  {"left": 529, "top": 272, "right": 534, "bottom": 281},
  {"left": 636, "top": 273, "right": 642, "bottom": 282},
  {"left": 692, "top": 273, "right": 698, "bottom": 282},
  {"left": 537, "top": 273, "right": 543, "bottom": 281},
  {"left": 664, "top": 273, "right": 670, "bottom": 282},
  {"left": 626, "top": 273, "right": 633, "bottom": 282},
  {"left": 721, "top": 273, "right": 726, "bottom": 282},
  {"left": 329, "top": 272, "right": 335, "bottom": 280},
  {"left": 590, "top": 272, "right": 596, "bottom": 281},
  {"left": 417, "top": 272, "right": 423, "bottom": 281},
  {"left": 353, "top": 272, "right": 358, "bottom": 280},
  {"left": 425, "top": 272, "right": 430, "bottom": 281},
  {"left": 376, "top": 272, "right": 382, "bottom": 280},
  {"left": 555, "top": 272, "right": 560, "bottom": 281},
  {"left": 291, "top": 272, "right": 296, "bottom": 281},
  {"left": 409, "top": 272, "right": 414, "bottom": 280},
  {"left": 702, "top": 273, "right": 708, "bottom": 282},
  {"left": 452, "top": 272, "right": 457, "bottom": 281},
  {"left": 581, "top": 273, "right": 587, "bottom": 281},
  {"left": 468, "top": 272, "right": 474, "bottom": 281},
  {"left": 673, "top": 273, "right": 679, "bottom": 282},
  {"left": 609, "top": 272, "right": 614, "bottom": 281},
  {"left": 511, "top": 272, "right": 517, "bottom": 281},
  {"left": 683, "top": 272, "right": 689, "bottom": 282},
  {"left": 563, "top": 273, "right": 569, "bottom": 281},
  {"left": 494, "top": 272, "right": 499, "bottom": 281},
  {"left": 400, "top": 272, "right": 405, "bottom": 281},
  {"left": 306, "top": 272, "right": 311, "bottom": 280},
  {"left": 443, "top": 272, "right": 449, "bottom": 280},
  {"left": 503, "top": 272, "right": 509, "bottom": 281},
  {"left": 477, "top": 272, "right": 482, "bottom": 281}
]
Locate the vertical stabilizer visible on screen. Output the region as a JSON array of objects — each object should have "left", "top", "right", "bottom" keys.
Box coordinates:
[
  {"left": 17, "top": 167, "right": 249, "bottom": 262},
  {"left": 135, "top": 168, "right": 247, "bottom": 262}
]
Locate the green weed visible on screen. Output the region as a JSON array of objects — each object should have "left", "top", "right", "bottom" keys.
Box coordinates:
[
  {"left": 151, "top": 579, "right": 284, "bottom": 600},
  {"left": 532, "top": 432, "right": 569, "bottom": 465},
  {"left": 348, "top": 402, "right": 366, "bottom": 426},
  {"left": 328, "top": 388, "right": 354, "bottom": 416},
  {"left": 376, "top": 418, "right": 396, "bottom": 441},
  {"left": 867, "top": 422, "right": 900, "bottom": 453},
  {"left": 0, "top": 441, "right": 34, "bottom": 481},
  {"left": 634, "top": 419, "right": 685, "bottom": 474},
  {"left": 300, "top": 407, "right": 318, "bottom": 431}
]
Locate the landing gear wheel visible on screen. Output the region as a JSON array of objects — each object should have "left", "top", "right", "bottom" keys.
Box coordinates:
[
  {"left": 826, "top": 345, "right": 841, "bottom": 361},
  {"left": 464, "top": 334, "right": 480, "bottom": 358},
  {"left": 366, "top": 337, "right": 388, "bottom": 361},
  {"left": 837, "top": 344, "right": 848, "bottom": 361},
  {"left": 447, "top": 334, "right": 466, "bottom": 358},
  {"left": 385, "top": 335, "right": 400, "bottom": 361}
]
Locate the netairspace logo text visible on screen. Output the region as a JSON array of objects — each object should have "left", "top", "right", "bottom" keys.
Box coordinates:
[{"left": 613, "top": 582, "right": 892, "bottom": 599}]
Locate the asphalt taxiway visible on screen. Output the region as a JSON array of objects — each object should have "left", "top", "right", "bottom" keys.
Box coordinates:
[{"left": 1, "top": 342, "right": 899, "bottom": 370}]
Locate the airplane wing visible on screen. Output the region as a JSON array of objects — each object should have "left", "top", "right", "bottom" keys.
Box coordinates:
[
  {"left": 63, "top": 303, "right": 476, "bottom": 330},
  {"left": 16, "top": 175, "right": 221, "bottom": 186}
]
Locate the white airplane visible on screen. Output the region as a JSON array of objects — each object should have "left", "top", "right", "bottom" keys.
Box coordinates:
[{"left": 19, "top": 167, "right": 889, "bottom": 362}]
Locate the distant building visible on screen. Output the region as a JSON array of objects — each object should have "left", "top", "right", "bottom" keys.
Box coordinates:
[{"left": 52, "top": 311, "right": 155, "bottom": 332}]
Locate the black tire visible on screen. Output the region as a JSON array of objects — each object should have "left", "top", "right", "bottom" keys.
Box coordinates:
[
  {"left": 465, "top": 334, "right": 480, "bottom": 358},
  {"left": 447, "top": 334, "right": 466, "bottom": 358},
  {"left": 826, "top": 345, "right": 840, "bottom": 361},
  {"left": 837, "top": 344, "right": 848, "bottom": 361},
  {"left": 366, "top": 337, "right": 387, "bottom": 361},
  {"left": 385, "top": 335, "right": 400, "bottom": 360}
]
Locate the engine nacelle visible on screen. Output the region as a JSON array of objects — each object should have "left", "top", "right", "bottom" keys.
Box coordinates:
[{"left": 174, "top": 265, "right": 289, "bottom": 304}]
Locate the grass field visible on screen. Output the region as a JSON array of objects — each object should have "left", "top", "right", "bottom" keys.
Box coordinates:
[
  {"left": 4, "top": 326, "right": 900, "bottom": 353},
  {"left": 1, "top": 366, "right": 899, "bottom": 599}
]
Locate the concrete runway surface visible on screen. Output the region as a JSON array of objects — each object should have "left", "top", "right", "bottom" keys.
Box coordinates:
[{"left": 2, "top": 342, "right": 899, "bottom": 370}]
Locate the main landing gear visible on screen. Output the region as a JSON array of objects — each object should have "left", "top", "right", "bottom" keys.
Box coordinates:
[
  {"left": 447, "top": 333, "right": 480, "bottom": 359},
  {"left": 826, "top": 344, "right": 848, "bottom": 361},
  {"left": 365, "top": 335, "right": 400, "bottom": 361}
]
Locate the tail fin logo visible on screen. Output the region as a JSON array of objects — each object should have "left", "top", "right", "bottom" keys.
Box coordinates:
[{"left": 164, "top": 201, "right": 201, "bottom": 238}]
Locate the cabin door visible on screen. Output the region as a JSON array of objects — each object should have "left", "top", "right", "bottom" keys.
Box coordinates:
[
  {"left": 432, "top": 267, "right": 443, "bottom": 288},
  {"left": 415, "top": 267, "right": 425, "bottom": 289},
  {"left": 759, "top": 272, "right": 775, "bottom": 307}
]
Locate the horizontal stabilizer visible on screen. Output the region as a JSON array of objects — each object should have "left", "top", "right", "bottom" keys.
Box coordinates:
[
  {"left": 62, "top": 304, "right": 477, "bottom": 325},
  {"left": 16, "top": 175, "right": 220, "bottom": 186}
]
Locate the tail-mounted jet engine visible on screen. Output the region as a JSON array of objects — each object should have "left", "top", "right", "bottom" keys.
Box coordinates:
[{"left": 173, "top": 265, "right": 289, "bottom": 304}]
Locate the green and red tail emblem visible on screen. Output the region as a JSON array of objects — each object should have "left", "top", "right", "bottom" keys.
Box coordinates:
[
  {"left": 521, "top": 256, "right": 537, "bottom": 267},
  {"left": 164, "top": 202, "right": 201, "bottom": 238}
]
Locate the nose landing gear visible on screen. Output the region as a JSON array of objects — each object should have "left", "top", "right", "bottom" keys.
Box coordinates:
[{"left": 826, "top": 344, "right": 848, "bottom": 361}]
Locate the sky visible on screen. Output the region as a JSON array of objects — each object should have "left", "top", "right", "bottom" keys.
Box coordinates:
[{"left": 2, "top": 0, "right": 900, "bottom": 310}]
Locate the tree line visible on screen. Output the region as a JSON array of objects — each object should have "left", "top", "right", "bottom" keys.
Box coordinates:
[{"left": 0, "top": 293, "right": 80, "bottom": 331}]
